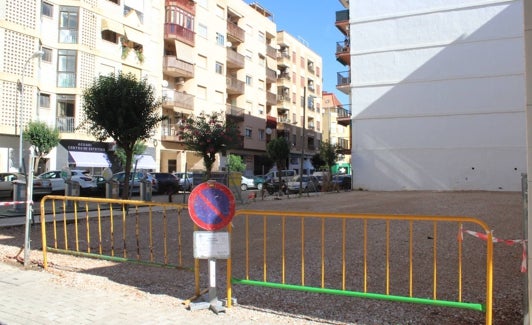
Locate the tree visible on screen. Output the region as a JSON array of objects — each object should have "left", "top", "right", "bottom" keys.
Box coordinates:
[
  {"left": 266, "top": 137, "right": 290, "bottom": 194},
  {"left": 311, "top": 153, "right": 326, "bottom": 171},
  {"left": 227, "top": 154, "right": 245, "bottom": 173},
  {"left": 115, "top": 141, "right": 147, "bottom": 169},
  {"left": 23, "top": 121, "right": 60, "bottom": 175},
  {"left": 319, "top": 141, "right": 342, "bottom": 190},
  {"left": 178, "top": 111, "right": 241, "bottom": 179},
  {"left": 81, "top": 72, "right": 164, "bottom": 199}
]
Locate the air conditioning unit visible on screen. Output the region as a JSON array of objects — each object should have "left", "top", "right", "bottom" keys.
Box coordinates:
[{"left": 175, "top": 77, "right": 185, "bottom": 85}]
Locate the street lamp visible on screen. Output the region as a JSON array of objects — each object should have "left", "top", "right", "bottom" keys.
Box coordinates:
[{"left": 18, "top": 50, "right": 44, "bottom": 172}]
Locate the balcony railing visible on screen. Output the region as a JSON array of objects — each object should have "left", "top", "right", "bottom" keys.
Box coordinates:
[
  {"left": 337, "top": 106, "right": 352, "bottom": 127},
  {"left": 162, "top": 90, "right": 194, "bottom": 111},
  {"left": 164, "top": 23, "right": 195, "bottom": 46},
  {"left": 266, "top": 45, "right": 277, "bottom": 59},
  {"left": 163, "top": 55, "right": 194, "bottom": 78},
  {"left": 338, "top": 137, "right": 350, "bottom": 150},
  {"left": 227, "top": 48, "right": 245, "bottom": 69},
  {"left": 266, "top": 67, "right": 277, "bottom": 83},
  {"left": 227, "top": 21, "right": 245, "bottom": 43},
  {"left": 278, "top": 72, "right": 290, "bottom": 81},
  {"left": 277, "top": 94, "right": 290, "bottom": 102},
  {"left": 226, "top": 77, "right": 245, "bottom": 94},
  {"left": 278, "top": 116, "right": 290, "bottom": 124},
  {"left": 161, "top": 122, "right": 184, "bottom": 142},
  {"left": 336, "top": 40, "right": 350, "bottom": 66},
  {"left": 165, "top": 0, "right": 195, "bottom": 14},
  {"left": 336, "top": 71, "right": 351, "bottom": 95},
  {"left": 226, "top": 104, "right": 245, "bottom": 120},
  {"left": 56, "top": 117, "right": 76, "bottom": 133},
  {"left": 266, "top": 92, "right": 277, "bottom": 105}
]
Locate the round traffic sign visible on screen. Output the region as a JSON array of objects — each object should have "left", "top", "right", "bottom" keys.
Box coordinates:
[{"left": 188, "top": 181, "right": 235, "bottom": 231}]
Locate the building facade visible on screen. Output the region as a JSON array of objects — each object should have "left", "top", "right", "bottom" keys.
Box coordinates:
[
  {"left": 0, "top": 0, "right": 325, "bottom": 178},
  {"left": 0, "top": 0, "right": 163, "bottom": 174},
  {"left": 345, "top": 0, "right": 526, "bottom": 191}
]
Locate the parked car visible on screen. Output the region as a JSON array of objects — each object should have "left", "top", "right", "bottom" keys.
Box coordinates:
[
  {"left": 0, "top": 172, "right": 52, "bottom": 198},
  {"left": 37, "top": 170, "right": 96, "bottom": 193},
  {"left": 173, "top": 172, "right": 193, "bottom": 192},
  {"left": 286, "top": 175, "right": 320, "bottom": 194},
  {"left": 312, "top": 171, "right": 330, "bottom": 189},
  {"left": 111, "top": 171, "right": 158, "bottom": 195},
  {"left": 240, "top": 176, "right": 257, "bottom": 191},
  {"left": 253, "top": 175, "right": 266, "bottom": 190},
  {"left": 152, "top": 172, "right": 180, "bottom": 194},
  {"left": 332, "top": 175, "right": 352, "bottom": 191}
]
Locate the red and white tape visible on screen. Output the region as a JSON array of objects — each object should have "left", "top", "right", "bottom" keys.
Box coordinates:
[
  {"left": 0, "top": 200, "right": 33, "bottom": 207},
  {"left": 459, "top": 225, "right": 527, "bottom": 273}
]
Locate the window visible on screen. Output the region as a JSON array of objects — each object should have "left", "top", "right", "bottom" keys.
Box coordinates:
[
  {"left": 57, "top": 94, "right": 75, "bottom": 132},
  {"left": 258, "top": 129, "right": 265, "bottom": 141},
  {"left": 316, "top": 66, "right": 320, "bottom": 77},
  {"left": 300, "top": 57, "right": 305, "bottom": 69},
  {"left": 42, "top": 2, "right": 53, "bottom": 17},
  {"left": 258, "top": 79, "right": 264, "bottom": 90},
  {"left": 292, "top": 51, "right": 296, "bottom": 63},
  {"left": 215, "top": 5, "right": 224, "bottom": 19},
  {"left": 166, "top": 7, "right": 194, "bottom": 30},
  {"left": 40, "top": 94, "right": 51, "bottom": 108},
  {"left": 59, "top": 6, "right": 79, "bottom": 44},
  {"left": 292, "top": 92, "right": 296, "bottom": 104},
  {"left": 197, "top": 54, "right": 207, "bottom": 69},
  {"left": 42, "top": 47, "right": 53, "bottom": 63},
  {"left": 258, "top": 31, "right": 265, "bottom": 43},
  {"left": 292, "top": 72, "right": 296, "bottom": 84},
  {"left": 246, "top": 75, "right": 252, "bottom": 86},
  {"left": 196, "top": 0, "right": 207, "bottom": 8},
  {"left": 216, "top": 32, "right": 225, "bottom": 46},
  {"left": 197, "top": 85, "right": 207, "bottom": 100},
  {"left": 215, "top": 61, "right": 224, "bottom": 74},
  {"left": 215, "top": 91, "right": 224, "bottom": 104},
  {"left": 102, "top": 30, "right": 118, "bottom": 43},
  {"left": 57, "top": 50, "right": 77, "bottom": 88},
  {"left": 197, "top": 23, "right": 207, "bottom": 39},
  {"left": 292, "top": 134, "right": 297, "bottom": 146},
  {"left": 317, "top": 121, "right": 321, "bottom": 132},
  {"left": 258, "top": 104, "right": 264, "bottom": 115},
  {"left": 300, "top": 76, "right": 305, "bottom": 87},
  {"left": 245, "top": 49, "right": 252, "bottom": 61},
  {"left": 245, "top": 128, "right": 252, "bottom": 138},
  {"left": 292, "top": 113, "right": 296, "bottom": 123}
]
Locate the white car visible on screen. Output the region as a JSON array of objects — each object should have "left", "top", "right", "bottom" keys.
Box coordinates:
[
  {"left": 240, "top": 176, "right": 257, "bottom": 191},
  {"left": 37, "top": 170, "right": 97, "bottom": 193}
]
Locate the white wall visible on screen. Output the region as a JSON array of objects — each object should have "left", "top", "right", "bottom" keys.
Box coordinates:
[{"left": 350, "top": 0, "right": 526, "bottom": 191}]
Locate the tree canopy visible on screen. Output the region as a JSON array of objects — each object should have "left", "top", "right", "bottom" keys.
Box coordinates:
[
  {"left": 81, "top": 72, "right": 164, "bottom": 198},
  {"left": 178, "top": 111, "right": 241, "bottom": 179},
  {"left": 23, "top": 121, "right": 60, "bottom": 175},
  {"left": 266, "top": 137, "right": 291, "bottom": 191}
]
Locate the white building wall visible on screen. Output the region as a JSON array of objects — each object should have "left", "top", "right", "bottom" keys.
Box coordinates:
[{"left": 350, "top": 0, "right": 526, "bottom": 190}]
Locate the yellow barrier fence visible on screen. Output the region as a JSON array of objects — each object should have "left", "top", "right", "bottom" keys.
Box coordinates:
[
  {"left": 228, "top": 210, "right": 493, "bottom": 325},
  {"left": 39, "top": 195, "right": 194, "bottom": 272}
]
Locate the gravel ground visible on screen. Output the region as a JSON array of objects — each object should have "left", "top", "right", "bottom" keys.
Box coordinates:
[{"left": 0, "top": 190, "right": 526, "bottom": 324}]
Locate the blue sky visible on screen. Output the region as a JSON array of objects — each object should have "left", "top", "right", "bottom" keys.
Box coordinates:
[{"left": 252, "top": 1, "right": 349, "bottom": 104}]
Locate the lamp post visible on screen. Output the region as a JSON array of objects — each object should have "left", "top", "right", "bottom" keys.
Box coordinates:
[
  {"left": 299, "top": 87, "right": 306, "bottom": 195},
  {"left": 18, "top": 50, "right": 44, "bottom": 172}
]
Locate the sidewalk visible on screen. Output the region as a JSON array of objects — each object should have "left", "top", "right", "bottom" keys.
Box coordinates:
[{"left": 0, "top": 261, "right": 203, "bottom": 325}]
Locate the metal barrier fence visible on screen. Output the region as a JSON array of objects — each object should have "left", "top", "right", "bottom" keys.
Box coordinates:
[
  {"left": 39, "top": 195, "right": 194, "bottom": 272},
  {"left": 227, "top": 210, "right": 493, "bottom": 325}
]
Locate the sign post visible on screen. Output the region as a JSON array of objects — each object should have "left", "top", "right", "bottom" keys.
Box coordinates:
[{"left": 188, "top": 180, "right": 235, "bottom": 314}]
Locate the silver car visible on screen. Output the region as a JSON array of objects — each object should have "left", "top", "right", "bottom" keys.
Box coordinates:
[{"left": 0, "top": 172, "right": 52, "bottom": 198}]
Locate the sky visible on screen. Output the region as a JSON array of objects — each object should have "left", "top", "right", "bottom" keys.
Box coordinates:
[{"left": 251, "top": 1, "right": 349, "bottom": 105}]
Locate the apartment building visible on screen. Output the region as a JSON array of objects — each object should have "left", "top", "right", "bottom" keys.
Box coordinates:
[
  {"left": 1, "top": 0, "right": 325, "bottom": 177},
  {"left": 322, "top": 91, "right": 351, "bottom": 175},
  {"left": 0, "top": 0, "right": 163, "bottom": 174},
  {"left": 161, "top": 1, "right": 324, "bottom": 176},
  {"left": 345, "top": 0, "right": 526, "bottom": 191},
  {"left": 275, "top": 31, "right": 322, "bottom": 175}
]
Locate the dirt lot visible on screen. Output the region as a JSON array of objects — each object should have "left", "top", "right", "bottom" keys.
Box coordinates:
[{"left": 0, "top": 190, "right": 527, "bottom": 324}]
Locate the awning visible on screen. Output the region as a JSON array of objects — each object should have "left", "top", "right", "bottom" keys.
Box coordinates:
[
  {"left": 124, "top": 26, "right": 144, "bottom": 45},
  {"left": 68, "top": 151, "right": 111, "bottom": 168},
  {"left": 134, "top": 155, "right": 157, "bottom": 170},
  {"left": 101, "top": 19, "right": 123, "bottom": 34}
]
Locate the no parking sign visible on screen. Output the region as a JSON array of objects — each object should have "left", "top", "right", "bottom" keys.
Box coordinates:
[{"left": 188, "top": 180, "right": 235, "bottom": 231}]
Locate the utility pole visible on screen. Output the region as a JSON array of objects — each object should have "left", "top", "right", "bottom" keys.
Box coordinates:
[{"left": 299, "top": 87, "right": 306, "bottom": 195}]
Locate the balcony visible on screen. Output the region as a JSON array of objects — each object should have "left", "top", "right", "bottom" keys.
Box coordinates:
[
  {"left": 162, "top": 90, "right": 194, "bottom": 111},
  {"left": 277, "top": 72, "right": 290, "bottom": 81},
  {"left": 226, "top": 77, "right": 245, "bottom": 94},
  {"left": 227, "top": 21, "right": 245, "bottom": 43},
  {"left": 164, "top": 23, "right": 195, "bottom": 46},
  {"left": 226, "top": 104, "right": 245, "bottom": 121},
  {"left": 336, "top": 71, "right": 351, "bottom": 95},
  {"left": 163, "top": 55, "right": 194, "bottom": 78},
  {"left": 161, "top": 122, "right": 184, "bottom": 143},
  {"left": 337, "top": 106, "right": 351, "bottom": 127},
  {"left": 307, "top": 62, "right": 315, "bottom": 74},
  {"left": 56, "top": 117, "right": 76, "bottom": 133},
  {"left": 335, "top": 9, "right": 349, "bottom": 36},
  {"left": 266, "top": 45, "right": 277, "bottom": 59},
  {"left": 336, "top": 40, "right": 350, "bottom": 66},
  {"left": 266, "top": 67, "right": 277, "bottom": 83},
  {"left": 227, "top": 48, "right": 245, "bottom": 69},
  {"left": 278, "top": 115, "right": 290, "bottom": 124},
  {"left": 266, "top": 91, "right": 277, "bottom": 106},
  {"left": 165, "top": 0, "right": 195, "bottom": 14},
  {"left": 337, "top": 137, "right": 351, "bottom": 154},
  {"left": 277, "top": 51, "right": 291, "bottom": 67}
]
